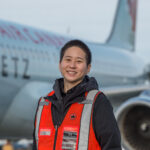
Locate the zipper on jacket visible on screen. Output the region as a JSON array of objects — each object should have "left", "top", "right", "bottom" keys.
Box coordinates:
[{"left": 53, "top": 125, "right": 58, "bottom": 150}]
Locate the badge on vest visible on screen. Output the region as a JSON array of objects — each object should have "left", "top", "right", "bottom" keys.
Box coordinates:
[
  {"left": 40, "top": 129, "right": 51, "bottom": 136},
  {"left": 70, "top": 113, "right": 77, "bottom": 120},
  {"left": 62, "top": 127, "right": 79, "bottom": 150}
]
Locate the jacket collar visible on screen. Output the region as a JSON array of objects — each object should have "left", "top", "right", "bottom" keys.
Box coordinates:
[{"left": 46, "top": 75, "right": 99, "bottom": 108}]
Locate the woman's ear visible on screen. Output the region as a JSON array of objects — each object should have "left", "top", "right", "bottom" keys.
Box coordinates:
[
  {"left": 59, "top": 62, "right": 61, "bottom": 72},
  {"left": 87, "top": 64, "right": 91, "bottom": 74}
]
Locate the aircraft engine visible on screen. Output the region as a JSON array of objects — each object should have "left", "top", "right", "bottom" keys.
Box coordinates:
[{"left": 116, "top": 90, "right": 150, "bottom": 150}]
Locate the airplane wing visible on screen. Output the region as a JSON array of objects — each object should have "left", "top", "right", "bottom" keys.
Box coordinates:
[{"left": 102, "top": 83, "right": 150, "bottom": 110}]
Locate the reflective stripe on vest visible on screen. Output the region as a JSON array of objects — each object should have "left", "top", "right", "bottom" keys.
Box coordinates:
[
  {"left": 35, "top": 97, "right": 47, "bottom": 149},
  {"left": 78, "top": 89, "right": 98, "bottom": 150},
  {"left": 35, "top": 89, "right": 99, "bottom": 150}
]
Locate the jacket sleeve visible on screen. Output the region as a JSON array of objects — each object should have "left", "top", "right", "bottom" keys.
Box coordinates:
[
  {"left": 92, "top": 93, "right": 122, "bottom": 150},
  {"left": 32, "top": 129, "right": 37, "bottom": 150}
]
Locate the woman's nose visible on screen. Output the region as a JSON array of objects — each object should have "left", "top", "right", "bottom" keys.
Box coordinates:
[{"left": 69, "top": 60, "right": 76, "bottom": 68}]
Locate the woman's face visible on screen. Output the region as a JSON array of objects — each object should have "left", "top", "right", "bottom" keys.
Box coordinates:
[{"left": 59, "top": 46, "right": 91, "bottom": 86}]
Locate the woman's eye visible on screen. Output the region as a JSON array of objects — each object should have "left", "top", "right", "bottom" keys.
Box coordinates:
[
  {"left": 66, "top": 59, "right": 71, "bottom": 62},
  {"left": 77, "top": 60, "right": 82, "bottom": 63}
]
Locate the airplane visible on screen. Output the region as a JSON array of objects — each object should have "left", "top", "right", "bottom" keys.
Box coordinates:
[{"left": 0, "top": 0, "right": 150, "bottom": 150}]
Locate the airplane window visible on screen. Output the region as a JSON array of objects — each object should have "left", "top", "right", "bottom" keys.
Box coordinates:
[
  {"left": 22, "top": 47, "right": 28, "bottom": 58},
  {"left": 38, "top": 49, "right": 49, "bottom": 61},
  {"left": 6, "top": 44, "right": 10, "bottom": 49},
  {"left": 12, "top": 45, "right": 16, "bottom": 50},
  {"left": 0, "top": 43, "right": 4, "bottom": 48},
  {"left": 45, "top": 51, "right": 51, "bottom": 61},
  {"left": 30, "top": 49, "right": 35, "bottom": 59}
]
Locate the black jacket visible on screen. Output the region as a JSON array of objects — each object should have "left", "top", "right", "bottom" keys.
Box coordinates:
[{"left": 33, "top": 76, "right": 122, "bottom": 150}]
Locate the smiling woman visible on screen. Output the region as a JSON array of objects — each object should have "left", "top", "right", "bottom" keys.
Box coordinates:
[
  {"left": 59, "top": 43, "right": 91, "bottom": 92},
  {"left": 59, "top": 46, "right": 91, "bottom": 92},
  {"left": 33, "top": 39, "right": 122, "bottom": 150}
]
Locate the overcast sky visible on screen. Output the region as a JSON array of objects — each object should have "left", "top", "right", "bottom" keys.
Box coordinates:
[{"left": 0, "top": 0, "right": 150, "bottom": 63}]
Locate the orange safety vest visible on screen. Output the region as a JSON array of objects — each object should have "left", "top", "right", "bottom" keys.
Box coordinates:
[{"left": 35, "top": 90, "right": 101, "bottom": 150}]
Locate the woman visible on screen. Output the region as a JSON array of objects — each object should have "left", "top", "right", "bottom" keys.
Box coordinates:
[{"left": 33, "top": 39, "right": 122, "bottom": 150}]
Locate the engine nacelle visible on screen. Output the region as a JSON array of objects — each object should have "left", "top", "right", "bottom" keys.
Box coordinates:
[{"left": 116, "top": 90, "right": 150, "bottom": 150}]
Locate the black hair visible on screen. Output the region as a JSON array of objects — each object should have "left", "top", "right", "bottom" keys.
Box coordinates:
[{"left": 60, "top": 39, "right": 92, "bottom": 65}]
